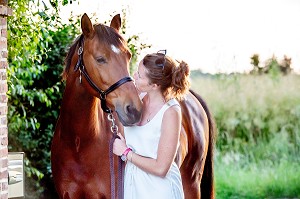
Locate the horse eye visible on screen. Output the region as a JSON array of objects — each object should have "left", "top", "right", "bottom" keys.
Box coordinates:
[{"left": 96, "top": 57, "right": 106, "bottom": 64}]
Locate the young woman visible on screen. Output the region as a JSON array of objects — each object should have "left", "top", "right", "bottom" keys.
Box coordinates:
[{"left": 113, "top": 50, "right": 190, "bottom": 199}]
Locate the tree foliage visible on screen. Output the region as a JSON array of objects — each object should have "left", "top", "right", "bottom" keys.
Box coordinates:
[
  {"left": 7, "top": 1, "right": 149, "bottom": 197},
  {"left": 250, "top": 53, "right": 293, "bottom": 75},
  {"left": 8, "top": 0, "right": 80, "bottom": 197}
]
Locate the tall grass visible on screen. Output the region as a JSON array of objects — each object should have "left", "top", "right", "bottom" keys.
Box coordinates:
[
  {"left": 215, "top": 158, "right": 300, "bottom": 198},
  {"left": 190, "top": 73, "right": 300, "bottom": 198}
]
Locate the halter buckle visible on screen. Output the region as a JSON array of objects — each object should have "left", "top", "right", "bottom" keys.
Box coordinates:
[
  {"left": 100, "top": 92, "right": 106, "bottom": 100},
  {"left": 78, "top": 46, "right": 83, "bottom": 55}
]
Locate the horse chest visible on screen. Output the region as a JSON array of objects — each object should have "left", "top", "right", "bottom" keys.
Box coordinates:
[
  {"left": 52, "top": 134, "right": 109, "bottom": 173},
  {"left": 52, "top": 143, "right": 112, "bottom": 195}
]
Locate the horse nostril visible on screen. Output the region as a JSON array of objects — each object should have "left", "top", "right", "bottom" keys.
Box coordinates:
[
  {"left": 126, "top": 104, "right": 135, "bottom": 115},
  {"left": 126, "top": 104, "right": 142, "bottom": 119},
  {"left": 120, "top": 104, "right": 142, "bottom": 125}
]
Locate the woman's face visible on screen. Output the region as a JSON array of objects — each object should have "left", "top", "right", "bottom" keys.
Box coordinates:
[{"left": 133, "top": 61, "right": 151, "bottom": 93}]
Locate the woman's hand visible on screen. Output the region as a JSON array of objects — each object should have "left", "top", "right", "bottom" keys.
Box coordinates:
[{"left": 113, "top": 133, "right": 128, "bottom": 156}]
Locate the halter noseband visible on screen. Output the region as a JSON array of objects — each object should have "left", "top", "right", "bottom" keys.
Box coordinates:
[{"left": 74, "top": 35, "right": 133, "bottom": 113}]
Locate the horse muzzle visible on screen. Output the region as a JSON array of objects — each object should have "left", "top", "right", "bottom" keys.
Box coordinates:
[{"left": 116, "top": 104, "right": 142, "bottom": 126}]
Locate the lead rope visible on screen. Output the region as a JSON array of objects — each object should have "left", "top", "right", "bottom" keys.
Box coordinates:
[{"left": 108, "top": 112, "right": 125, "bottom": 199}]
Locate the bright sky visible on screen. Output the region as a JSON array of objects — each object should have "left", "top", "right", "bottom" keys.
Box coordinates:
[{"left": 60, "top": 0, "right": 300, "bottom": 74}]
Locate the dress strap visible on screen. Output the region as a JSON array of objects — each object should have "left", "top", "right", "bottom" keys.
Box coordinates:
[
  {"left": 166, "top": 98, "right": 180, "bottom": 107},
  {"left": 159, "top": 99, "right": 180, "bottom": 116}
]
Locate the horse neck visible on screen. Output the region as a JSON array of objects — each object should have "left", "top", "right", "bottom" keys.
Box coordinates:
[{"left": 59, "top": 77, "right": 108, "bottom": 140}]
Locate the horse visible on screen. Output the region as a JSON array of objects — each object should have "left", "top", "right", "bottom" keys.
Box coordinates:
[
  {"left": 51, "top": 13, "right": 143, "bottom": 198},
  {"left": 51, "top": 13, "right": 216, "bottom": 199}
]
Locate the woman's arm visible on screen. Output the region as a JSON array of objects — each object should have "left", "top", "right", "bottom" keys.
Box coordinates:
[{"left": 113, "top": 105, "right": 181, "bottom": 177}]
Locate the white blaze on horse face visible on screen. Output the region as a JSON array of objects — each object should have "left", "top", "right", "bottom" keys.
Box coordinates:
[{"left": 111, "top": 45, "right": 120, "bottom": 54}]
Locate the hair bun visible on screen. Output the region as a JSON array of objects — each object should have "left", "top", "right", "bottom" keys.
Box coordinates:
[{"left": 170, "top": 60, "right": 190, "bottom": 100}]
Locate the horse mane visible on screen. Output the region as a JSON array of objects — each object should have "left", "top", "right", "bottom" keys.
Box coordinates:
[{"left": 62, "top": 23, "right": 129, "bottom": 80}]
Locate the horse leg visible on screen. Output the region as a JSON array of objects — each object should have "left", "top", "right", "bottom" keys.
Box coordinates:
[
  {"left": 179, "top": 132, "right": 206, "bottom": 199},
  {"left": 61, "top": 190, "right": 83, "bottom": 199},
  {"left": 182, "top": 179, "right": 200, "bottom": 199},
  {"left": 62, "top": 192, "right": 71, "bottom": 199},
  {"left": 84, "top": 192, "right": 107, "bottom": 199},
  {"left": 56, "top": 182, "right": 83, "bottom": 199},
  {"left": 180, "top": 160, "right": 201, "bottom": 199}
]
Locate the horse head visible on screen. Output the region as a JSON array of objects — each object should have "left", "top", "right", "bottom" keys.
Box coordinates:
[{"left": 68, "top": 13, "right": 142, "bottom": 126}]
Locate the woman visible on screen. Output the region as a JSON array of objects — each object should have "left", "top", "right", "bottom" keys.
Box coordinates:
[{"left": 113, "top": 50, "right": 190, "bottom": 199}]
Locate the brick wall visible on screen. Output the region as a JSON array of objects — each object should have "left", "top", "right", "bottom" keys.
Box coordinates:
[{"left": 0, "top": 1, "right": 11, "bottom": 198}]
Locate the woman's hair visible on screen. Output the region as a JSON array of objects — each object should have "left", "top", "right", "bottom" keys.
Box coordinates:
[{"left": 142, "top": 52, "right": 190, "bottom": 101}]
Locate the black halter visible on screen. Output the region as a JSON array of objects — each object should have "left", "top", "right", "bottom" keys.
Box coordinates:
[{"left": 74, "top": 35, "right": 133, "bottom": 113}]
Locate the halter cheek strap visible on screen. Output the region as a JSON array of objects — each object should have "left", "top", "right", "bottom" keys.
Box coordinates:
[{"left": 74, "top": 35, "right": 133, "bottom": 113}]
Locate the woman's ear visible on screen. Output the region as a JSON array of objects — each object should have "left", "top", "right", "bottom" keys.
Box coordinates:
[{"left": 150, "top": 83, "right": 160, "bottom": 90}]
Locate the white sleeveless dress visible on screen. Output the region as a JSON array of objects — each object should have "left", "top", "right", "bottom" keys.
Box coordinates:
[{"left": 123, "top": 98, "right": 184, "bottom": 199}]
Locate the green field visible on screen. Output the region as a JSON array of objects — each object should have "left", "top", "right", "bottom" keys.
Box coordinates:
[{"left": 190, "top": 73, "right": 300, "bottom": 198}]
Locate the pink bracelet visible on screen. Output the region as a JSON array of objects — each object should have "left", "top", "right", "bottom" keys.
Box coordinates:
[{"left": 123, "top": 147, "right": 132, "bottom": 156}]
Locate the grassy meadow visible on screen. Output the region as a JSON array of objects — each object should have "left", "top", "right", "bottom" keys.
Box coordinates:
[{"left": 190, "top": 72, "right": 300, "bottom": 199}]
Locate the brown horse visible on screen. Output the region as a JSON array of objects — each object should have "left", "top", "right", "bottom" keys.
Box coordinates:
[
  {"left": 51, "top": 13, "right": 215, "bottom": 199},
  {"left": 51, "top": 13, "right": 143, "bottom": 198}
]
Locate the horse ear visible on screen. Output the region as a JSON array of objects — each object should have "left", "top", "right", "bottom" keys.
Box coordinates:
[
  {"left": 110, "top": 14, "right": 121, "bottom": 32},
  {"left": 81, "top": 13, "right": 95, "bottom": 39}
]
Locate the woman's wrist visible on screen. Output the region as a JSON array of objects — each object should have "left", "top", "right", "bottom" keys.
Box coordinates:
[
  {"left": 122, "top": 147, "right": 132, "bottom": 156},
  {"left": 128, "top": 151, "right": 134, "bottom": 162},
  {"left": 121, "top": 147, "right": 132, "bottom": 162}
]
